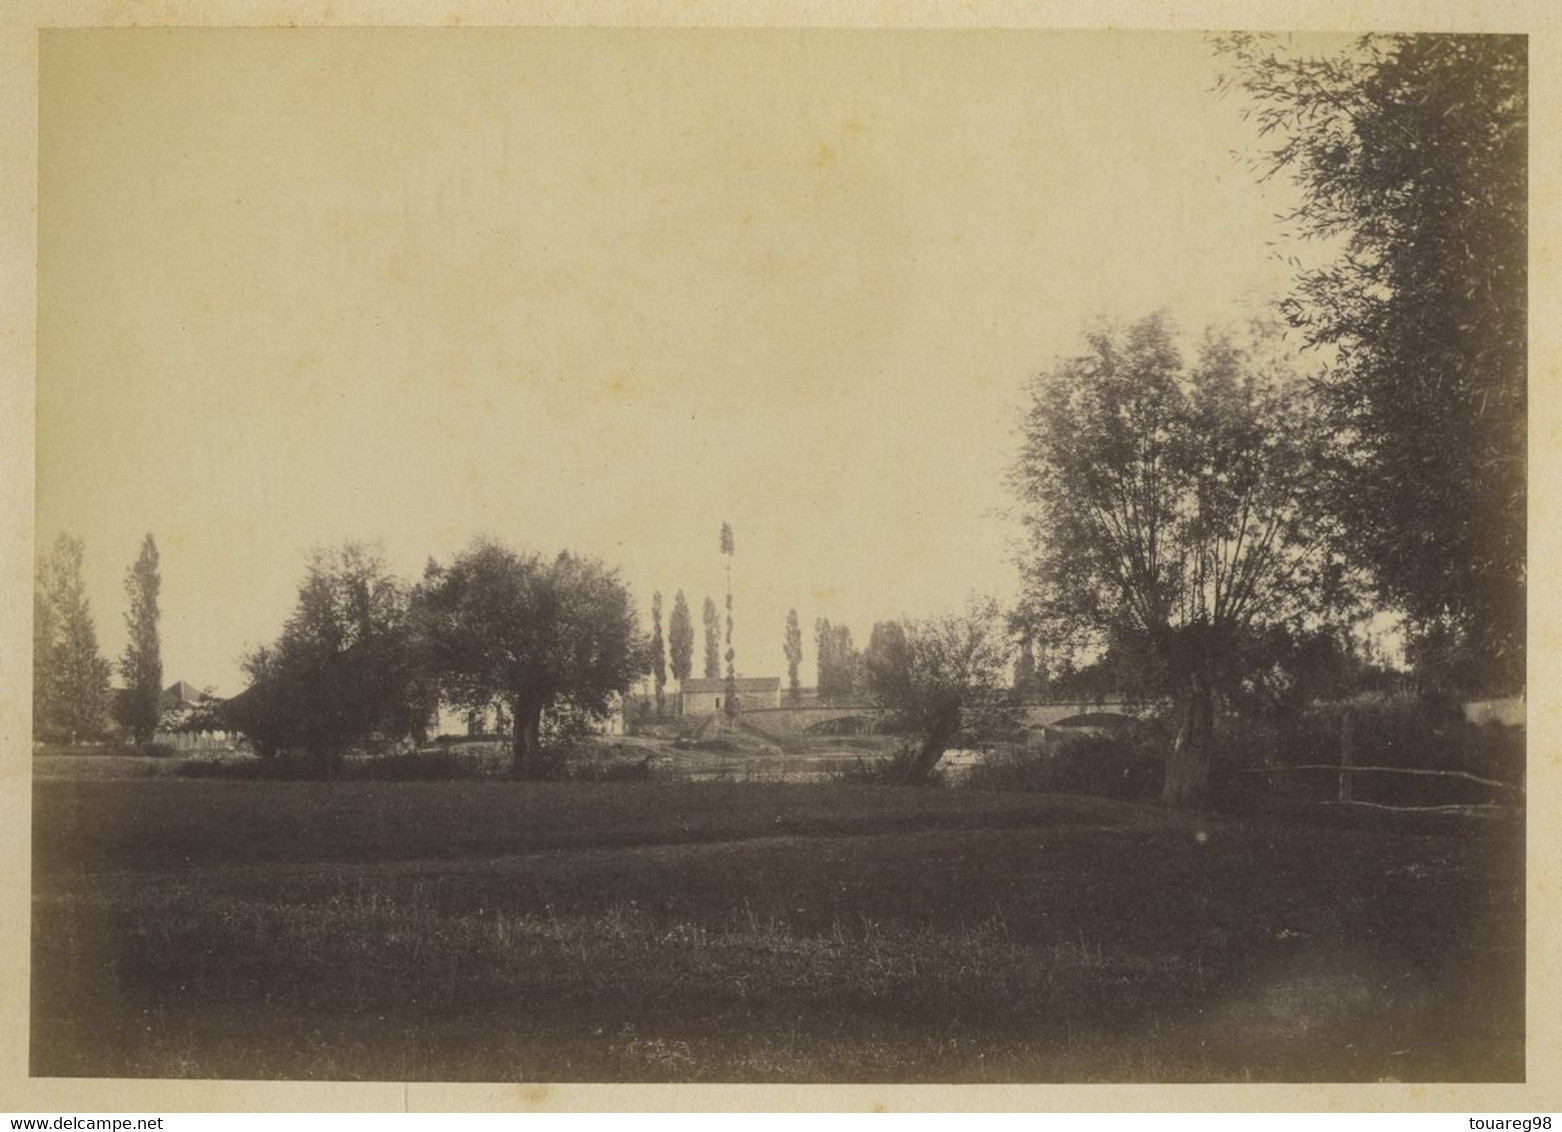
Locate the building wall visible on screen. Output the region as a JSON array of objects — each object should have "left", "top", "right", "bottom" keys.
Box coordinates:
[
  {"left": 682, "top": 685, "right": 781, "bottom": 715},
  {"left": 683, "top": 689, "right": 721, "bottom": 715}
]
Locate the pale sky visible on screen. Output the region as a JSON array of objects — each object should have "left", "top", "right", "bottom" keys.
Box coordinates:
[{"left": 37, "top": 28, "right": 1326, "bottom": 695}]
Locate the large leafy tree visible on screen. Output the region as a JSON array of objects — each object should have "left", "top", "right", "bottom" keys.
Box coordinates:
[
  {"left": 1011, "top": 314, "right": 1346, "bottom": 806},
  {"left": 783, "top": 608, "right": 804, "bottom": 704},
  {"left": 421, "top": 540, "right": 645, "bottom": 777},
  {"left": 33, "top": 534, "right": 112, "bottom": 744},
  {"left": 224, "top": 543, "right": 425, "bottom": 773},
  {"left": 864, "top": 597, "right": 1018, "bottom": 786},
  {"left": 115, "top": 533, "right": 163, "bottom": 745},
  {"left": 668, "top": 589, "right": 695, "bottom": 694},
  {"left": 1214, "top": 33, "right": 1526, "bottom": 693}
]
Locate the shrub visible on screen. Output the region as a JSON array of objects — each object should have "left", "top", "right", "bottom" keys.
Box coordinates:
[
  {"left": 556, "top": 757, "right": 655, "bottom": 783},
  {"left": 174, "top": 757, "right": 292, "bottom": 780},
  {"left": 835, "top": 747, "right": 947, "bottom": 787},
  {"left": 353, "top": 751, "right": 490, "bottom": 781},
  {"left": 965, "top": 730, "right": 1162, "bottom": 800},
  {"left": 174, "top": 749, "right": 494, "bottom": 781}
]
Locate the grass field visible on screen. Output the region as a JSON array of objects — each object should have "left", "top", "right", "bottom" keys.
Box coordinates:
[{"left": 31, "top": 774, "right": 1523, "bottom": 1082}]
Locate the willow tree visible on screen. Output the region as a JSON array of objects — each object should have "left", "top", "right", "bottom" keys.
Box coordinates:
[
  {"left": 1011, "top": 314, "right": 1345, "bottom": 806},
  {"left": 224, "top": 543, "right": 424, "bottom": 774},
  {"left": 421, "top": 540, "right": 644, "bottom": 777},
  {"left": 864, "top": 598, "right": 1017, "bottom": 786}
]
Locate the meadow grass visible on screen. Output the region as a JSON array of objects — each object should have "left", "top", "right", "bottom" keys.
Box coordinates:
[{"left": 31, "top": 777, "right": 1523, "bottom": 1082}]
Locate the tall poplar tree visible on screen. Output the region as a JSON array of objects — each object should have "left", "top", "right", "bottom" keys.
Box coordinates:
[
  {"left": 701, "top": 596, "right": 720, "bottom": 679},
  {"left": 720, "top": 522, "right": 736, "bottom": 717},
  {"left": 783, "top": 608, "right": 803, "bottom": 705},
  {"left": 668, "top": 590, "right": 694, "bottom": 694},
  {"left": 650, "top": 590, "right": 667, "bottom": 717},
  {"left": 832, "top": 624, "right": 860, "bottom": 698},
  {"left": 814, "top": 617, "right": 833, "bottom": 698},
  {"left": 117, "top": 533, "right": 164, "bottom": 745}
]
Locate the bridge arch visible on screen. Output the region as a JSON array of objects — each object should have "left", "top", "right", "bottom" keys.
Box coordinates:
[
  {"left": 1046, "top": 711, "right": 1139, "bottom": 731},
  {"left": 802, "top": 714, "right": 879, "bottom": 736}
]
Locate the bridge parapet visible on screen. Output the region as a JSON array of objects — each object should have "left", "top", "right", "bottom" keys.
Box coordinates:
[
  {"left": 738, "top": 704, "right": 877, "bottom": 739},
  {"left": 1017, "top": 698, "right": 1149, "bottom": 728},
  {"left": 731, "top": 698, "right": 1148, "bottom": 738}
]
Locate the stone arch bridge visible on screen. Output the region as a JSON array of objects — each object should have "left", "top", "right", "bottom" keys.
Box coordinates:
[{"left": 738, "top": 697, "right": 1151, "bottom": 740}]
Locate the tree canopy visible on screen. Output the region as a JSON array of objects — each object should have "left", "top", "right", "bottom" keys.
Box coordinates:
[
  {"left": 668, "top": 590, "right": 695, "bottom": 689},
  {"left": 865, "top": 598, "right": 1017, "bottom": 786},
  {"left": 420, "top": 540, "right": 644, "bottom": 776},
  {"left": 1011, "top": 313, "right": 1346, "bottom": 805},
  {"left": 814, "top": 618, "right": 861, "bottom": 701},
  {"left": 1214, "top": 33, "right": 1526, "bottom": 694},
  {"left": 33, "top": 534, "right": 112, "bottom": 744},
  {"left": 783, "top": 608, "right": 804, "bottom": 703},
  {"left": 224, "top": 543, "right": 427, "bottom": 772}
]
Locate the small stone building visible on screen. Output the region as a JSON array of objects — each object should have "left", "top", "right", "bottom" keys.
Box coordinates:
[{"left": 680, "top": 677, "right": 781, "bottom": 716}]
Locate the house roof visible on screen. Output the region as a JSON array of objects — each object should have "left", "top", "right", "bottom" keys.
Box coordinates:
[
  {"left": 160, "top": 680, "right": 210, "bottom": 711},
  {"left": 681, "top": 677, "right": 781, "bottom": 694}
]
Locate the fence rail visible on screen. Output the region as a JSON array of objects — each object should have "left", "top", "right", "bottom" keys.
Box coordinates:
[
  {"left": 1233, "top": 764, "right": 1521, "bottom": 792},
  {"left": 1316, "top": 800, "right": 1507, "bottom": 816}
]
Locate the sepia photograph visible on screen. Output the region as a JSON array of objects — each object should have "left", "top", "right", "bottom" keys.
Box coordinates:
[{"left": 13, "top": 7, "right": 1539, "bottom": 1099}]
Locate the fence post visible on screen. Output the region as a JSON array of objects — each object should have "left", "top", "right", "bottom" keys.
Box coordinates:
[{"left": 1338, "top": 708, "right": 1356, "bottom": 802}]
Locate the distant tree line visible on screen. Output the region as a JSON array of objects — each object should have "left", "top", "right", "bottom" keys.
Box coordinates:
[
  {"left": 33, "top": 531, "right": 171, "bottom": 748},
  {"left": 628, "top": 523, "right": 738, "bottom": 721}
]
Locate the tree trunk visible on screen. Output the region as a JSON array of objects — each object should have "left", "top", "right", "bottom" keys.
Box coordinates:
[
  {"left": 512, "top": 697, "right": 544, "bottom": 778},
  {"left": 903, "top": 735, "right": 948, "bottom": 785},
  {"left": 1163, "top": 669, "right": 1215, "bottom": 807},
  {"left": 903, "top": 713, "right": 958, "bottom": 785}
]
